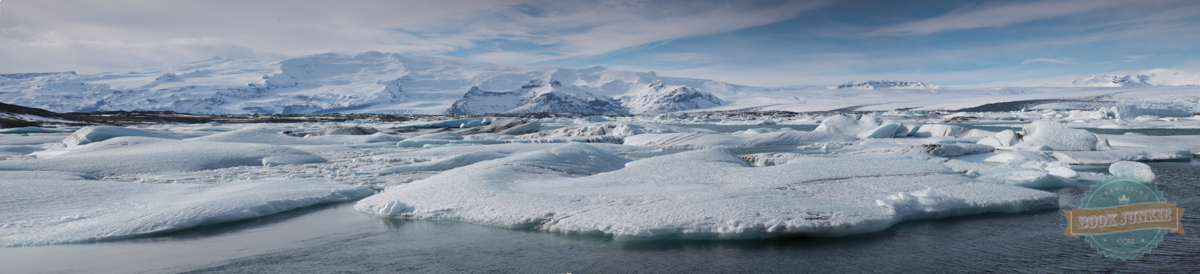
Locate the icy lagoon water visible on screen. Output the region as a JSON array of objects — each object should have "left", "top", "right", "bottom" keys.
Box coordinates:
[{"left": 1, "top": 160, "right": 1196, "bottom": 273}]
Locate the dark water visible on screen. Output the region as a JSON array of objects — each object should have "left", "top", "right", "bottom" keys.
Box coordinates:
[{"left": 4, "top": 161, "right": 1197, "bottom": 273}]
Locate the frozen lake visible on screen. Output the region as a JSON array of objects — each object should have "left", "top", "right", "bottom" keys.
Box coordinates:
[
  {"left": 3, "top": 114, "right": 1199, "bottom": 273},
  {"left": 2, "top": 160, "right": 1196, "bottom": 273}
]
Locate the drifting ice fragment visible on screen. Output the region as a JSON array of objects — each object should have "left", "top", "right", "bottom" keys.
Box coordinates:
[{"left": 1107, "top": 161, "right": 1155, "bottom": 182}]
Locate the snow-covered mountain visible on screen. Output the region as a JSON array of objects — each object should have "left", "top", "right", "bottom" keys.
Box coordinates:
[
  {"left": 0, "top": 52, "right": 733, "bottom": 115},
  {"left": 832, "top": 80, "right": 939, "bottom": 90},
  {"left": 448, "top": 80, "right": 628, "bottom": 114},
  {"left": 1071, "top": 69, "right": 1200, "bottom": 87},
  {"left": 619, "top": 81, "right": 725, "bottom": 114},
  {"left": 448, "top": 80, "right": 726, "bottom": 114}
]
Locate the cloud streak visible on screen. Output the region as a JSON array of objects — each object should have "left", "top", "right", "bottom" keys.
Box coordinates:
[
  {"left": 1020, "top": 57, "right": 1075, "bottom": 65},
  {"left": 865, "top": 0, "right": 1134, "bottom": 36},
  {"left": 0, "top": 0, "right": 826, "bottom": 73}
]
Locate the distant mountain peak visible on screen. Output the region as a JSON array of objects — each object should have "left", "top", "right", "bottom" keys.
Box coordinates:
[
  {"left": 1070, "top": 70, "right": 1200, "bottom": 87},
  {"left": 833, "top": 80, "right": 938, "bottom": 90}
]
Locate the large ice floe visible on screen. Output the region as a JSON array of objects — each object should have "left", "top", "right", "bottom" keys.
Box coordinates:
[
  {"left": 0, "top": 172, "right": 371, "bottom": 246},
  {"left": 356, "top": 143, "right": 1058, "bottom": 240},
  {"left": 2, "top": 136, "right": 326, "bottom": 175},
  {"left": 1013, "top": 120, "right": 1111, "bottom": 151}
]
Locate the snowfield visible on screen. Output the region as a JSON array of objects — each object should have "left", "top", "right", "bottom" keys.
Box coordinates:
[{"left": 4, "top": 104, "right": 1198, "bottom": 245}]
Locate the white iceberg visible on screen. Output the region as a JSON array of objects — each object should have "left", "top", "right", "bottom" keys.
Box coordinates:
[
  {"left": 1, "top": 137, "right": 325, "bottom": 175},
  {"left": 356, "top": 143, "right": 1057, "bottom": 240},
  {"left": 0, "top": 175, "right": 371, "bottom": 246},
  {"left": 53, "top": 126, "right": 179, "bottom": 148},
  {"left": 1016, "top": 120, "right": 1110, "bottom": 151},
  {"left": 623, "top": 131, "right": 857, "bottom": 149},
  {"left": 813, "top": 115, "right": 917, "bottom": 138},
  {"left": 1050, "top": 149, "right": 1192, "bottom": 165},
  {"left": 1108, "top": 161, "right": 1155, "bottom": 182}
]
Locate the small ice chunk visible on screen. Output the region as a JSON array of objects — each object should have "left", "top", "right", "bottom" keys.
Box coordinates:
[{"left": 1107, "top": 161, "right": 1155, "bottom": 182}]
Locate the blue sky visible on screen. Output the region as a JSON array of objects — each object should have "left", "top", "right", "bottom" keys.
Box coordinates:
[{"left": 2, "top": 0, "right": 1198, "bottom": 86}]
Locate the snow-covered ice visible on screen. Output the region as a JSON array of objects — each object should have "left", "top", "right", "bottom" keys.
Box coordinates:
[
  {"left": 0, "top": 174, "right": 371, "bottom": 246},
  {"left": 356, "top": 143, "right": 1057, "bottom": 240},
  {"left": 3, "top": 136, "right": 326, "bottom": 175},
  {"left": 623, "top": 131, "right": 857, "bottom": 149}
]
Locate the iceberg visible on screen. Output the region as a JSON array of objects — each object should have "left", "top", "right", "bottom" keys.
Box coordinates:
[
  {"left": 53, "top": 126, "right": 178, "bottom": 148},
  {"left": 0, "top": 137, "right": 326, "bottom": 175},
  {"left": 1016, "top": 120, "right": 1110, "bottom": 151},
  {"left": 1108, "top": 161, "right": 1155, "bottom": 182},
  {"left": 623, "top": 131, "right": 857, "bottom": 149},
  {"left": 1050, "top": 149, "right": 1192, "bottom": 165},
  {"left": 0, "top": 175, "right": 371, "bottom": 246},
  {"left": 356, "top": 144, "right": 1057, "bottom": 240}
]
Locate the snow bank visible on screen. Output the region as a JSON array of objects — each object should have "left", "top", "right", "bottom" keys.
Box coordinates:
[
  {"left": 357, "top": 144, "right": 1057, "bottom": 240},
  {"left": 1017, "top": 120, "right": 1110, "bottom": 151},
  {"left": 623, "top": 131, "right": 857, "bottom": 149},
  {"left": 0, "top": 176, "right": 371, "bottom": 246},
  {"left": 0, "top": 137, "right": 325, "bottom": 175}
]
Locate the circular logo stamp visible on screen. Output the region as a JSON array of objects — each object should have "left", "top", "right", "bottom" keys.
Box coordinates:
[{"left": 1063, "top": 174, "right": 1186, "bottom": 260}]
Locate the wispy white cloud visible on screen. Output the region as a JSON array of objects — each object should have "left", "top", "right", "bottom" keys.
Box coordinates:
[
  {"left": 1020, "top": 57, "right": 1075, "bottom": 65},
  {"left": 865, "top": 0, "right": 1134, "bottom": 36},
  {"left": 0, "top": 0, "right": 827, "bottom": 73},
  {"left": 1125, "top": 54, "right": 1154, "bottom": 61}
]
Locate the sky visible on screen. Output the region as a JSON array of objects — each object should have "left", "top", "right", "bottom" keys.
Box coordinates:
[{"left": 1, "top": 0, "right": 1198, "bottom": 87}]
